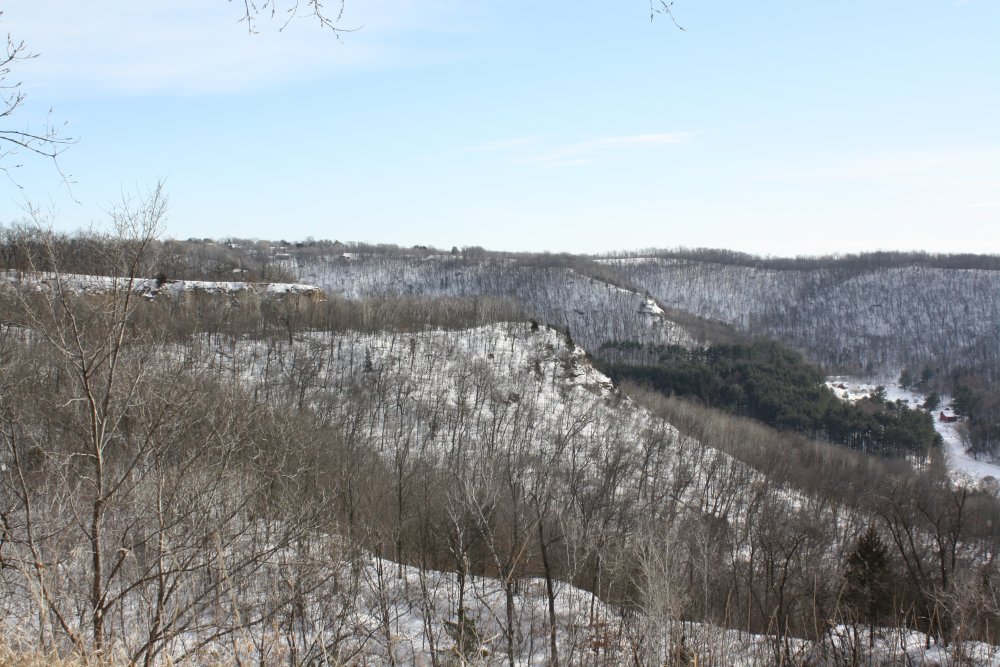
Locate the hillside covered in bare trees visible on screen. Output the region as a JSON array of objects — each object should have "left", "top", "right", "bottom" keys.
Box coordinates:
[{"left": 4, "top": 218, "right": 1000, "bottom": 665}]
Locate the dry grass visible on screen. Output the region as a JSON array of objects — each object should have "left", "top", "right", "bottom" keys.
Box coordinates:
[
  {"left": 0, "top": 645, "right": 110, "bottom": 667},
  {"left": 0, "top": 641, "right": 172, "bottom": 667},
  {"left": 0, "top": 639, "right": 260, "bottom": 667}
]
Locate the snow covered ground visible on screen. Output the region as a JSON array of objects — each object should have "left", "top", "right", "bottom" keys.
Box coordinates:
[
  {"left": 827, "top": 377, "right": 1000, "bottom": 483},
  {"left": 264, "top": 555, "right": 1000, "bottom": 666},
  {"left": 1, "top": 269, "right": 323, "bottom": 298}
]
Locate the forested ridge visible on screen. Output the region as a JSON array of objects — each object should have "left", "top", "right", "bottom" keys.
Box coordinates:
[
  {"left": 614, "top": 248, "right": 1000, "bottom": 272},
  {"left": 596, "top": 339, "right": 941, "bottom": 459},
  {"left": 601, "top": 253, "right": 1000, "bottom": 460},
  {"left": 3, "top": 223, "right": 1000, "bottom": 665}
]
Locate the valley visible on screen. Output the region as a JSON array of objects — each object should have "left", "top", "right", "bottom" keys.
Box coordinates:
[{"left": 2, "top": 229, "right": 1000, "bottom": 665}]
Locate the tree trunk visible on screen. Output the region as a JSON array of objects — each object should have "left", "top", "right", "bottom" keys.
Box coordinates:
[{"left": 538, "top": 521, "right": 559, "bottom": 667}]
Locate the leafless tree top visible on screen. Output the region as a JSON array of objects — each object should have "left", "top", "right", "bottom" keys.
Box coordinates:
[
  {"left": 1, "top": 12, "right": 75, "bottom": 187},
  {"left": 233, "top": 0, "right": 349, "bottom": 34}
]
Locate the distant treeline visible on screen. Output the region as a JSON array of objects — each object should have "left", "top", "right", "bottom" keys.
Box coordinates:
[
  {"left": 0, "top": 224, "right": 300, "bottom": 283},
  {"left": 607, "top": 248, "right": 1000, "bottom": 272},
  {"left": 597, "top": 339, "right": 941, "bottom": 458}
]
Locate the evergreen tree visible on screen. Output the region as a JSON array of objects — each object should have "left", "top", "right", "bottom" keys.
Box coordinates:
[
  {"left": 844, "top": 524, "right": 892, "bottom": 648},
  {"left": 919, "top": 365, "right": 935, "bottom": 388},
  {"left": 953, "top": 382, "right": 979, "bottom": 418}
]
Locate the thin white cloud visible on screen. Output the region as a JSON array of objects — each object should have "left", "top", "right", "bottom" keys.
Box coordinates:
[
  {"left": 524, "top": 132, "right": 694, "bottom": 168},
  {"left": 4, "top": 0, "right": 470, "bottom": 96}
]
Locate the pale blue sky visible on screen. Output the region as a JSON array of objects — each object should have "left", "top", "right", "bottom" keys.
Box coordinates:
[{"left": 2, "top": 1, "right": 999, "bottom": 255}]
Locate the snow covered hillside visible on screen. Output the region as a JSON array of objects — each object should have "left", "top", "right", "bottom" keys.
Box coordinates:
[
  {"left": 606, "top": 257, "right": 1000, "bottom": 376},
  {"left": 207, "top": 322, "right": 736, "bottom": 514},
  {"left": 291, "top": 251, "right": 693, "bottom": 351},
  {"left": 5, "top": 233, "right": 1000, "bottom": 665}
]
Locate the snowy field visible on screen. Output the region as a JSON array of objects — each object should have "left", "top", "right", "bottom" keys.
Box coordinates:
[{"left": 1, "top": 269, "right": 323, "bottom": 298}]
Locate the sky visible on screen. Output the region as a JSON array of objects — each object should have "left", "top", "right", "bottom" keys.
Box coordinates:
[{"left": 2, "top": 0, "right": 999, "bottom": 256}]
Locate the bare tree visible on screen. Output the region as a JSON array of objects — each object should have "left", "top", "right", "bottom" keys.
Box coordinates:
[
  {"left": 0, "top": 191, "right": 334, "bottom": 664},
  {"left": 1, "top": 12, "right": 74, "bottom": 185}
]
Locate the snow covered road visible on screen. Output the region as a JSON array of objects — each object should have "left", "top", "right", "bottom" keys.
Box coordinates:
[{"left": 828, "top": 377, "right": 1000, "bottom": 483}]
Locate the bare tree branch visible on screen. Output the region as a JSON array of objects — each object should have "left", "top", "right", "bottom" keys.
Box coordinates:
[
  {"left": 1, "top": 12, "right": 76, "bottom": 189},
  {"left": 650, "top": 1, "right": 686, "bottom": 31},
  {"left": 231, "top": 0, "right": 353, "bottom": 36}
]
